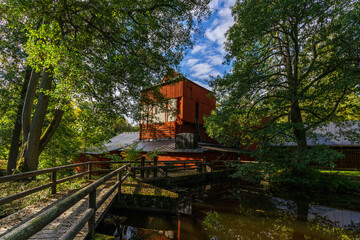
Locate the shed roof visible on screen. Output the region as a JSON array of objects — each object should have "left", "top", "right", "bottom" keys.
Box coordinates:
[
  {"left": 138, "top": 139, "right": 205, "bottom": 153},
  {"left": 280, "top": 121, "right": 360, "bottom": 147}
]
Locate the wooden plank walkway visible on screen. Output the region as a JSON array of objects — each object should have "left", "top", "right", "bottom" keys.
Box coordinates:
[
  {"left": 0, "top": 179, "right": 118, "bottom": 240},
  {"left": 0, "top": 166, "right": 219, "bottom": 239}
]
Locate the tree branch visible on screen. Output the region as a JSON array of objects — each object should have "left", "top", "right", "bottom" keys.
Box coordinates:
[
  {"left": 299, "top": 64, "right": 339, "bottom": 96},
  {"left": 39, "top": 109, "right": 65, "bottom": 152}
]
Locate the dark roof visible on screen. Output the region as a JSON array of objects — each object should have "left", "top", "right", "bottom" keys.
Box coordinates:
[
  {"left": 198, "top": 142, "right": 241, "bottom": 153},
  {"left": 83, "top": 132, "right": 139, "bottom": 154},
  {"left": 280, "top": 121, "right": 360, "bottom": 147},
  {"left": 83, "top": 132, "right": 206, "bottom": 154},
  {"left": 138, "top": 139, "right": 205, "bottom": 153}
]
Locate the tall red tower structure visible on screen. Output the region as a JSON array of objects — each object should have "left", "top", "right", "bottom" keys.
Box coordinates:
[{"left": 139, "top": 75, "right": 216, "bottom": 144}]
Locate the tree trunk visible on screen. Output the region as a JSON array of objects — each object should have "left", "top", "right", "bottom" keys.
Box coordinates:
[
  {"left": 292, "top": 200, "right": 310, "bottom": 240},
  {"left": 21, "top": 69, "right": 41, "bottom": 147},
  {"left": 17, "top": 68, "right": 65, "bottom": 172},
  {"left": 289, "top": 99, "right": 307, "bottom": 152},
  {"left": 7, "top": 68, "right": 32, "bottom": 175},
  {"left": 25, "top": 70, "right": 53, "bottom": 171}
]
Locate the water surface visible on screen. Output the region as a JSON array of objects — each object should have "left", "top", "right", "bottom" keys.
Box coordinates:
[{"left": 97, "top": 183, "right": 360, "bottom": 239}]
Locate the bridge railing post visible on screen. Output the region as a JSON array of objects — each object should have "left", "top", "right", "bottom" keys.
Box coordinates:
[
  {"left": 203, "top": 156, "right": 207, "bottom": 173},
  {"left": 164, "top": 167, "right": 168, "bottom": 177},
  {"left": 140, "top": 156, "right": 145, "bottom": 179},
  {"left": 88, "top": 162, "right": 92, "bottom": 180},
  {"left": 117, "top": 171, "right": 123, "bottom": 201},
  {"left": 88, "top": 190, "right": 96, "bottom": 238},
  {"left": 153, "top": 156, "right": 158, "bottom": 178},
  {"left": 51, "top": 171, "right": 57, "bottom": 194}
]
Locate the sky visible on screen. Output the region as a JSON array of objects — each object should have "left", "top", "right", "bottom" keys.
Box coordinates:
[{"left": 179, "top": 0, "right": 236, "bottom": 90}]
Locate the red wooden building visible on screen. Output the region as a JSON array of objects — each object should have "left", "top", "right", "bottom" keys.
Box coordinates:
[
  {"left": 79, "top": 73, "right": 238, "bottom": 164},
  {"left": 139, "top": 75, "right": 216, "bottom": 143}
]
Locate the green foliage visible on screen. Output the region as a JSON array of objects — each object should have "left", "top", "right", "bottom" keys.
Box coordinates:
[
  {"left": 0, "top": 110, "right": 16, "bottom": 160},
  {"left": 206, "top": 0, "right": 360, "bottom": 187},
  {"left": 2, "top": 0, "right": 211, "bottom": 116},
  {"left": 120, "top": 142, "right": 142, "bottom": 162},
  {"left": 0, "top": 0, "right": 210, "bottom": 171},
  {"left": 106, "top": 142, "right": 142, "bottom": 169},
  {"left": 36, "top": 101, "right": 136, "bottom": 171},
  {"left": 38, "top": 106, "right": 82, "bottom": 170},
  {"left": 231, "top": 145, "right": 359, "bottom": 192},
  {"left": 146, "top": 148, "right": 163, "bottom": 161}
]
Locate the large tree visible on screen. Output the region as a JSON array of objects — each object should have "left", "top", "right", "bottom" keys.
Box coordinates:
[
  {"left": 1, "top": 0, "right": 210, "bottom": 172},
  {"left": 206, "top": 0, "right": 360, "bottom": 181}
]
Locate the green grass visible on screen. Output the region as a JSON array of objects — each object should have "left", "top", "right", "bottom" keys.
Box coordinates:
[{"left": 319, "top": 169, "right": 360, "bottom": 177}]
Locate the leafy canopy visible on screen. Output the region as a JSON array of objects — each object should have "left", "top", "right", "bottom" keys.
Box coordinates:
[
  {"left": 206, "top": 0, "right": 360, "bottom": 185},
  {"left": 3, "top": 0, "right": 211, "bottom": 115}
]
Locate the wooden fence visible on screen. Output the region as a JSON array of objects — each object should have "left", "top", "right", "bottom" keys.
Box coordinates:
[{"left": 0, "top": 162, "right": 131, "bottom": 240}]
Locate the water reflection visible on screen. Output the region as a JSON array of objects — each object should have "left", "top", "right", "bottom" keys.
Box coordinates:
[
  {"left": 97, "top": 184, "right": 360, "bottom": 239},
  {"left": 201, "top": 188, "right": 360, "bottom": 239},
  {"left": 97, "top": 211, "right": 178, "bottom": 239}
]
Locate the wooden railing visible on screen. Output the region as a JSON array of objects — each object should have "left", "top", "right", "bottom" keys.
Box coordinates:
[
  {"left": 0, "top": 158, "right": 239, "bottom": 239},
  {"left": 129, "top": 157, "right": 239, "bottom": 179},
  {"left": 0, "top": 161, "right": 128, "bottom": 205},
  {"left": 0, "top": 163, "right": 131, "bottom": 240}
]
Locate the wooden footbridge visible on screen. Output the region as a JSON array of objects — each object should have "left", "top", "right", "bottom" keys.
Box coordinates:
[{"left": 0, "top": 158, "right": 232, "bottom": 240}]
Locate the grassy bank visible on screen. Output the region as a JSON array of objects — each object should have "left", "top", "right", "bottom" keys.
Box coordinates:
[{"left": 319, "top": 169, "right": 360, "bottom": 178}]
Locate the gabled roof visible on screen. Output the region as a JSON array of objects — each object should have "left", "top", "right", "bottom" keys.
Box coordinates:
[
  {"left": 105, "top": 132, "right": 139, "bottom": 151},
  {"left": 83, "top": 132, "right": 139, "bottom": 154},
  {"left": 280, "top": 121, "right": 360, "bottom": 147}
]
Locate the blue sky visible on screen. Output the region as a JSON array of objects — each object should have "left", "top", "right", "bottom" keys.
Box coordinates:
[{"left": 179, "top": 0, "right": 236, "bottom": 89}]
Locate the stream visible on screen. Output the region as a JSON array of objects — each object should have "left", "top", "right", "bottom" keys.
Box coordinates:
[{"left": 96, "top": 181, "right": 360, "bottom": 239}]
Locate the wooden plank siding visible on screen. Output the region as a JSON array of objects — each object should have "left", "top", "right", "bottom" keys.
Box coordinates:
[
  {"left": 140, "top": 122, "right": 177, "bottom": 140},
  {"left": 140, "top": 78, "right": 216, "bottom": 142},
  {"left": 333, "top": 148, "right": 360, "bottom": 169}
]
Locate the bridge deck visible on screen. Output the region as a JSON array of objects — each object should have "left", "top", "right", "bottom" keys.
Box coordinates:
[{"left": 0, "top": 179, "right": 118, "bottom": 240}]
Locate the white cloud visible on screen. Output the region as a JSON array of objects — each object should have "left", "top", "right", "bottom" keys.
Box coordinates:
[
  {"left": 190, "top": 63, "right": 221, "bottom": 80},
  {"left": 224, "top": 0, "right": 236, "bottom": 8},
  {"left": 191, "top": 44, "right": 207, "bottom": 54},
  {"left": 205, "top": 2, "right": 235, "bottom": 51},
  {"left": 186, "top": 58, "right": 200, "bottom": 66},
  {"left": 209, "top": 0, "right": 220, "bottom": 10},
  {"left": 179, "top": 0, "right": 235, "bottom": 83},
  {"left": 207, "top": 55, "right": 223, "bottom": 65},
  {"left": 209, "top": 0, "right": 235, "bottom": 10}
]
